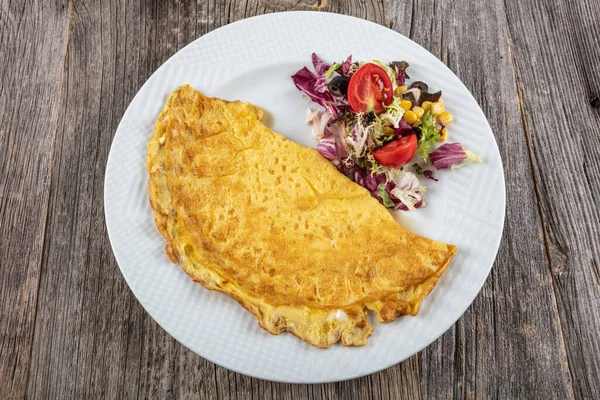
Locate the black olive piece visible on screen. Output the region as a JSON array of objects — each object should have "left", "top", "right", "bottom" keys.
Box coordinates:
[
  {"left": 410, "top": 81, "right": 429, "bottom": 93},
  {"left": 402, "top": 88, "right": 421, "bottom": 106},
  {"left": 413, "top": 126, "right": 422, "bottom": 141},
  {"left": 366, "top": 111, "right": 377, "bottom": 123},
  {"left": 327, "top": 76, "right": 350, "bottom": 97},
  {"left": 421, "top": 90, "right": 442, "bottom": 104}
]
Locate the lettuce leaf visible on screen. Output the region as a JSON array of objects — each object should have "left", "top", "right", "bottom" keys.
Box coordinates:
[
  {"left": 390, "top": 171, "right": 427, "bottom": 211},
  {"left": 430, "top": 143, "right": 484, "bottom": 170},
  {"left": 417, "top": 111, "right": 438, "bottom": 161},
  {"left": 377, "top": 184, "right": 395, "bottom": 208}
]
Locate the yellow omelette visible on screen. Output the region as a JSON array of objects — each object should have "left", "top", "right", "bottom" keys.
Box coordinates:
[{"left": 148, "top": 85, "right": 456, "bottom": 348}]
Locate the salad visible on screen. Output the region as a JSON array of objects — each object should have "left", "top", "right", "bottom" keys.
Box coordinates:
[{"left": 292, "top": 54, "right": 482, "bottom": 211}]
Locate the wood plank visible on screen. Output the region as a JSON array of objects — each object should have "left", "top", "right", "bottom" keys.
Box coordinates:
[
  {"left": 384, "top": 0, "right": 576, "bottom": 398},
  {"left": 19, "top": 1, "right": 593, "bottom": 399},
  {"left": 504, "top": 0, "right": 600, "bottom": 398},
  {"left": 0, "top": 0, "right": 71, "bottom": 398},
  {"left": 25, "top": 1, "right": 215, "bottom": 399}
]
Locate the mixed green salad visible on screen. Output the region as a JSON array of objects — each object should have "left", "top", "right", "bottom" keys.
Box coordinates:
[{"left": 292, "top": 53, "right": 483, "bottom": 211}]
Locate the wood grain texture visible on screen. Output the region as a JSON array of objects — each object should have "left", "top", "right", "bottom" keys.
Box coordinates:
[
  {"left": 385, "top": 0, "right": 575, "bottom": 398},
  {"left": 22, "top": 1, "right": 421, "bottom": 399},
  {"left": 26, "top": 1, "right": 220, "bottom": 399},
  {"left": 0, "top": 1, "right": 71, "bottom": 398},
  {"left": 0, "top": 0, "right": 598, "bottom": 399},
  {"left": 504, "top": 0, "right": 600, "bottom": 398}
]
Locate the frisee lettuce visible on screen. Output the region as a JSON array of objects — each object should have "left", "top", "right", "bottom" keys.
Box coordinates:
[
  {"left": 325, "top": 62, "right": 341, "bottom": 80},
  {"left": 372, "top": 60, "right": 397, "bottom": 88},
  {"left": 417, "top": 111, "right": 439, "bottom": 162},
  {"left": 364, "top": 153, "right": 386, "bottom": 175},
  {"left": 379, "top": 96, "right": 405, "bottom": 129}
]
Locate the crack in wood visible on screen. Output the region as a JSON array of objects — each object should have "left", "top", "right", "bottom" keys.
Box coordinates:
[{"left": 592, "top": 259, "right": 600, "bottom": 287}]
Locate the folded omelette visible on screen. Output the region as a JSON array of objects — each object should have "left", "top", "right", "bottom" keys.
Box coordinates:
[{"left": 148, "top": 85, "right": 456, "bottom": 348}]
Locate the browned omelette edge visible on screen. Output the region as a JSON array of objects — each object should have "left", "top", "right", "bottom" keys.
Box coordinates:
[{"left": 147, "top": 86, "right": 457, "bottom": 348}]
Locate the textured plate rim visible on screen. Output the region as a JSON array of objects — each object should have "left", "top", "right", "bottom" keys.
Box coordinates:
[{"left": 104, "top": 11, "right": 506, "bottom": 384}]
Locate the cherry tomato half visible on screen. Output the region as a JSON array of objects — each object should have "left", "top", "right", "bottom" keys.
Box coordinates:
[
  {"left": 372, "top": 134, "right": 418, "bottom": 168},
  {"left": 347, "top": 63, "right": 394, "bottom": 115}
]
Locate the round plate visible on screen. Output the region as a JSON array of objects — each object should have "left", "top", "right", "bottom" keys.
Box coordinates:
[{"left": 105, "top": 11, "right": 505, "bottom": 383}]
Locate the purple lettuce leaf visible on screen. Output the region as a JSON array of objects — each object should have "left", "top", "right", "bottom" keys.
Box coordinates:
[
  {"left": 313, "top": 117, "right": 350, "bottom": 168},
  {"left": 390, "top": 171, "right": 427, "bottom": 211},
  {"left": 394, "top": 199, "right": 424, "bottom": 211},
  {"left": 429, "top": 143, "right": 465, "bottom": 169},
  {"left": 341, "top": 55, "right": 353, "bottom": 76},
  {"left": 396, "top": 70, "right": 406, "bottom": 86},
  {"left": 430, "top": 142, "right": 484, "bottom": 170},
  {"left": 316, "top": 135, "right": 337, "bottom": 161},
  {"left": 390, "top": 61, "right": 409, "bottom": 86},
  {"left": 423, "top": 169, "right": 438, "bottom": 181},
  {"left": 312, "top": 53, "right": 330, "bottom": 75},
  {"left": 292, "top": 67, "right": 339, "bottom": 116},
  {"left": 312, "top": 53, "right": 330, "bottom": 93},
  {"left": 393, "top": 119, "right": 415, "bottom": 139}
]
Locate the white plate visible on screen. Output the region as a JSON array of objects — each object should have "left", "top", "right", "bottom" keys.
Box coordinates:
[{"left": 105, "top": 11, "right": 505, "bottom": 383}]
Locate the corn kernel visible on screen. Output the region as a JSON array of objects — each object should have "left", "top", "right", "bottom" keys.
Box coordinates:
[
  {"left": 439, "top": 128, "right": 448, "bottom": 142},
  {"left": 412, "top": 106, "right": 425, "bottom": 119},
  {"left": 412, "top": 121, "right": 421, "bottom": 127},
  {"left": 403, "top": 110, "right": 418, "bottom": 124},
  {"left": 431, "top": 101, "right": 445, "bottom": 116},
  {"left": 400, "top": 100, "right": 412, "bottom": 111},
  {"left": 383, "top": 126, "right": 395, "bottom": 135},
  {"left": 421, "top": 101, "right": 432, "bottom": 111},
  {"left": 438, "top": 111, "right": 453, "bottom": 126},
  {"left": 394, "top": 85, "right": 408, "bottom": 96}
]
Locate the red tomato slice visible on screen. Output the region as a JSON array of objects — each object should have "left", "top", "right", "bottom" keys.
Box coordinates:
[
  {"left": 348, "top": 63, "right": 394, "bottom": 115},
  {"left": 372, "top": 134, "right": 418, "bottom": 167}
]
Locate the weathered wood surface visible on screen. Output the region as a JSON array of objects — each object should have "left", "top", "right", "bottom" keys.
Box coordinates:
[
  {"left": 385, "top": 0, "right": 577, "bottom": 398},
  {"left": 0, "top": 1, "right": 71, "bottom": 398},
  {"left": 0, "top": 0, "right": 598, "bottom": 399},
  {"left": 503, "top": 1, "right": 600, "bottom": 398}
]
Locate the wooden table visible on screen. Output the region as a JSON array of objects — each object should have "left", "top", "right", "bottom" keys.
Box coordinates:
[{"left": 1, "top": 0, "right": 599, "bottom": 398}]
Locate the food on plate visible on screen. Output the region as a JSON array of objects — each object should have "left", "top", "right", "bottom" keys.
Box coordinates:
[
  {"left": 148, "top": 85, "right": 456, "bottom": 348},
  {"left": 347, "top": 63, "right": 394, "bottom": 114},
  {"left": 292, "top": 54, "right": 483, "bottom": 211},
  {"left": 372, "top": 133, "right": 417, "bottom": 168}
]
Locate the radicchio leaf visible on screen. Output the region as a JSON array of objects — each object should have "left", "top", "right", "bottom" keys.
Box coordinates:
[
  {"left": 316, "top": 135, "right": 336, "bottom": 161},
  {"left": 341, "top": 55, "right": 353, "bottom": 75},
  {"left": 390, "top": 171, "right": 426, "bottom": 211},
  {"left": 292, "top": 56, "right": 345, "bottom": 116},
  {"left": 390, "top": 61, "right": 410, "bottom": 86},
  {"left": 306, "top": 109, "right": 334, "bottom": 140},
  {"left": 312, "top": 53, "right": 330, "bottom": 75},
  {"left": 393, "top": 119, "right": 415, "bottom": 139},
  {"left": 430, "top": 143, "right": 483, "bottom": 170},
  {"left": 423, "top": 169, "right": 438, "bottom": 181},
  {"left": 292, "top": 67, "right": 334, "bottom": 110}
]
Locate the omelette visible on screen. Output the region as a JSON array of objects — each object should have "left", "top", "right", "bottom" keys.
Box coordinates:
[{"left": 147, "top": 85, "right": 456, "bottom": 348}]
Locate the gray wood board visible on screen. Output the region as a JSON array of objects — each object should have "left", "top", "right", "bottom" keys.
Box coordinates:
[
  {"left": 504, "top": 0, "right": 600, "bottom": 398},
  {"left": 0, "top": 0, "right": 598, "bottom": 399},
  {"left": 0, "top": 1, "right": 71, "bottom": 398},
  {"left": 386, "top": 0, "right": 576, "bottom": 398}
]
